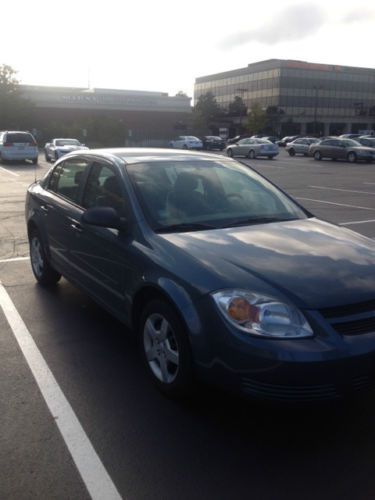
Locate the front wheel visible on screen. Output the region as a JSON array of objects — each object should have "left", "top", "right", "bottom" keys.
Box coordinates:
[
  {"left": 227, "top": 148, "right": 233, "bottom": 157},
  {"left": 347, "top": 152, "right": 357, "bottom": 163},
  {"left": 29, "top": 229, "right": 61, "bottom": 286},
  {"left": 314, "top": 151, "right": 322, "bottom": 161},
  {"left": 248, "top": 150, "right": 256, "bottom": 159},
  {"left": 288, "top": 149, "right": 295, "bottom": 156},
  {"left": 139, "top": 299, "right": 193, "bottom": 397}
]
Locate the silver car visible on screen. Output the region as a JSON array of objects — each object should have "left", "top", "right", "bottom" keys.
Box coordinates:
[
  {"left": 44, "top": 138, "right": 88, "bottom": 162},
  {"left": 226, "top": 138, "right": 279, "bottom": 159},
  {"left": 285, "top": 137, "right": 320, "bottom": 156}
]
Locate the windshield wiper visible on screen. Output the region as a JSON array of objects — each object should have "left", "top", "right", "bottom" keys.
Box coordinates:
[
  {"left": 155, "top": 222, "right": 218, "bottom": 233},
  {"left": 220, "top": 216, "right": 298, "bottom": 229}
]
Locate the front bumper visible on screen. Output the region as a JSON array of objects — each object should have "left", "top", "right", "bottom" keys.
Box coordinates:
[{"left": 193, "top": 299, "right": 375, "bottom": 401}]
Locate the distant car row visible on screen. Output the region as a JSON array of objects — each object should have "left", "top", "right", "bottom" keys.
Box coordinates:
[
  {"left": 44, "top": 138, "right": 88, "bottom": 162},
  {"left": 169, "top": 135, "right": 226, "bottom": 150}
]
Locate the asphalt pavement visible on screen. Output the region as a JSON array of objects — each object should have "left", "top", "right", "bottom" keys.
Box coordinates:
[{"left": 1, "top": 150, "right": 375, "bottom": 499}]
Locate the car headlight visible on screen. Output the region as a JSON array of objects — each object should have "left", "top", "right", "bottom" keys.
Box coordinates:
[{"left": 212, "top": 290, "right": 313, "bottom": 338}]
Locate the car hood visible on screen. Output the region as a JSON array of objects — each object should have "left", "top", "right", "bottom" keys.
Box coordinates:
[
  {"left": 56, "top": 145, "right": 87, "bottom": 151},
  {"left": 159, "top": 218, "right": 375, "bottom": 309}
]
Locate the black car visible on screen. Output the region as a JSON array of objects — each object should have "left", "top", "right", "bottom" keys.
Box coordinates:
[
  {"left": 26, "top": 148, "right": 375, "bottom": 401},
  {"left": 226, "top": 135, "right": 250, "bottom": 145},
  {"left": 202, "top": 136, "right": 225, "bottom": 151},
  {"left": 277, "top": 135, "right": 300, "bottom": 147}
]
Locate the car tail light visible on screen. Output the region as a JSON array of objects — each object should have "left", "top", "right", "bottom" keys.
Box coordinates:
[{"left": 4, "top": 142, "right": 13, "bottom": 147}]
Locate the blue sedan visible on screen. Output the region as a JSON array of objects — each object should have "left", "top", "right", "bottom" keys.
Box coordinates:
[{"left": 25, "top": 149, "right": 375, "bottom": 401}]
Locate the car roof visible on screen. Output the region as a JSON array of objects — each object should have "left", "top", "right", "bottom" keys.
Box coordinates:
[{"left": 66, "top": 147, "right": 228, "bottom": 164}]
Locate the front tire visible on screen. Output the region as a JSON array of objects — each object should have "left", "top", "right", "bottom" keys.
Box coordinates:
[
  {"left": 347, "top": 152, "right": 357, "bottom": 163},
  {"left": 314, "top": 151, "right": 322, "bottom": 161},
  {"left": 227, "top": 148, "right": 233, "bottom": 157},
  {"left": 288, "top": 149, "right": 295, "bottom": 156},
  {"left": 248, "top": 150, "right": 256, "bottom": 159},
  {"left": 139, "top": 299, "right": 193, "bottom": 397},
  {"left": 29, "top": 229, "right": 61, "bottom": 286}
]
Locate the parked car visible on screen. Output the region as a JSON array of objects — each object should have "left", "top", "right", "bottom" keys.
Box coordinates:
[
  {"left": 226, "top": 135, "right": 249, "bottom": 145},
  {"left": 286, "top": 137, "right": 320, "bottom": 156},
  {"left": 339, "top": 134, "right": 362, "bottom": 139},
  {"left": 356, "top": 137, "right": 375, "bottom": 148},
  {"left": 26, "top": 148, "right": 375, "bottom": 401},
  {"left": 202, "top": 136, "right": 225, "bottom": 151},
  {"left": 44, "top": 138, "right": 88, "bottom": 162},
  {"left": 226, "top": 138, "right": 279, "bottom": 159},
  {"left": 0, "top": 130, "right": 38, "bottom": 164},
  {"left": 169, "top": 136, "right": 202, "bottom": 150},
  {"left": 277, "top": 135, "right": 299, "bottom": 147},
  {"left": 309, "top": 138, "right": 375, "bottom": 162},
  {"left": 262, "top": 136, "right": 279, "bottom": 143}
]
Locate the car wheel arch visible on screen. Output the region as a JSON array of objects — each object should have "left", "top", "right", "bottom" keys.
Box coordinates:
[{"left": 131, "top": 281, "right": 201, "bottom": 341}]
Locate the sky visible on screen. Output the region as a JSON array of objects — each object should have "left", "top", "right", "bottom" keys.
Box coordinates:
[{"left": 2, "top": 0, "right": 375, "bottom": 99}]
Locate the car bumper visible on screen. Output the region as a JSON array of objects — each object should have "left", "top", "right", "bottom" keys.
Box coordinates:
[
  {"left": 1, "top": 150, "right": 38, "bottom": 160},
  {"left": 193, "top": 300, "right": 375, "bottom": 401}
]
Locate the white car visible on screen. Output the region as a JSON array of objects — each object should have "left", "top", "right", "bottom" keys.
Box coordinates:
[
  {"left": 169, "top": 136, "right": 203, "bottom": 150},
  {"left": 285, "top": 137, "right": 319, "bottom": 156},
  {"left": 0, "top": 130, "right": 38, "bottom": 164},
  {"left": 226, "top": 138, "right": 279, "bottom": 159},
  {"left": 44, "top": 138, "right": 88, "bottom": 162}
]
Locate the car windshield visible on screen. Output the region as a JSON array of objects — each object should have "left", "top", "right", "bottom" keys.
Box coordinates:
[
  {"left": 55, "top": 139, "right": 80, "bottom": 146},
  {"left": 126, "top": 160, "right": 308, "bottom": 232}
]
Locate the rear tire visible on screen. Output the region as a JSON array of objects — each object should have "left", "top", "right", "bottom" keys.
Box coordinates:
[
  {"left": 227, "top": 149, "right": 233, "bottom": 157},
  {"left": 288, "top": 149, "right": 295, "bottom": 156},
  {"left": 29, "top": 229, "right": 61, "bottom": 286},
  {"left": 139, "top": 299, "right": 193, "bottom": 398}
]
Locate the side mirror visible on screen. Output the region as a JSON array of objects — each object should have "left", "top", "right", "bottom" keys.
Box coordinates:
[{"left": 81, "top": 207, "right": 127, "bottom": 230}]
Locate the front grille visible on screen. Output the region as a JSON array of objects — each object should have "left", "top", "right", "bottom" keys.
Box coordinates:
[
  {"left": 319, "top": 299, "right": 375, "bottom": 336},
  {"left": 241, "top": 378, "right": 338, "bottom": 401}
]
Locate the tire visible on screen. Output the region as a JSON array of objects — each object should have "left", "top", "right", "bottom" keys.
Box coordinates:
[
  {"left": 29, "top": 229, "right": 61, "bottom": 286},
  {"left": 347, "top": 152, "right": 357, "bottom": 163},
  {"left": 314, "top": 151, "right": 322, "bottom": 161},
  {"left": 227, "top": 148, "right": 233, "bottom": 157},
  {"left": 267, "top": 156, "right": 274, "bottom": 160},
  {"left": 44, "top": 151, "right": 49, "bottom": 162},
  {"left": 32, "top": 158, "right": 38, "bottom": 165},
  {"left": 183, "top": 144, "right": 188, "bottom": 150},
  {"left": 248, "top": 150, "right": 256, "bottom": 159},
  {"left": 288, "top": 149, "right": 295, "bottom": 156},
  {"left": 139, "top": 299, "right": 193, "bottom": 398}
]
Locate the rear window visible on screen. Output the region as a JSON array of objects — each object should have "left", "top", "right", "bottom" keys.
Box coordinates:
[{"left": 6, "top": 133, "right": 35, "bottom": 143}]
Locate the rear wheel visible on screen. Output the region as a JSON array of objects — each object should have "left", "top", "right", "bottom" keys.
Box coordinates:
[
  {"left": 347, "top": 151, "right": 357, "bottom": 163},
  {"left": 29, "top": 229, "right": 61, "bottom": 286},
  {"left": 139, "top": 299, "right": 193, "bottom": 397},
  {"left": 288, "top": 149, "right": 295, "bottom": 156},
  {"left": 314, "top": 151, "right": 322, "bottom": 161},
  {"left": 227, "top": 148, "right": 233, "bottom": 157}
]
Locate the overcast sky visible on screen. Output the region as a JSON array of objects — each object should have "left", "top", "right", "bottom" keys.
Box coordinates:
[{"left": 2, "top": 0, "right": 374, "bottom": 98}]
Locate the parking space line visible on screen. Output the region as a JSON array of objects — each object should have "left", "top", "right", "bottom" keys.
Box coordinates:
[
  {"left": 340, "top": 219, "right": 375, "bottom": 226},
  {"left": 0, "top": 166, "right": 19, "bottom": 177},
  {"left": 0, "top": 283, "right": 122, "bottom": 500},
  {"left": 0, "top": 256, "right": 29, "bottom": 263},
  {"left": 309, "top": 186, "right": 375, "bottom": 195},
  {"left": 296, "top": 197, "right": 375, "bottom": 211}
]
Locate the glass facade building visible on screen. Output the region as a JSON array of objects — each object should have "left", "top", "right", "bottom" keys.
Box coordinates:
[{"left": 194, "top": 59, "right": 375, "bottom": 135}]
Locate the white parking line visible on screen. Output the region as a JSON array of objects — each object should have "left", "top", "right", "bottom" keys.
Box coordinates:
[
  {"left": 340, "top": 219, "right": 375, "bottom": 226},
  {"left": 0, "top": 283, "right": 122, "bottom": 500},
  {"left": 309, "top": 186, "right": 375, "bottom": 195},
  {"left": 0, "top": 166, "right": 19, "bottom": 177},
  {"left": 0, "top": 256, "right": 29, "bottom": 263},
  {"left": 296, "top": 197, "right": 375, "bottom": 211}
]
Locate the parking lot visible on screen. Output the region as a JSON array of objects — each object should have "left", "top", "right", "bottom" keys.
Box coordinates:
[{"left": 1, "top": 149, "right": 375, "bottom": 499}]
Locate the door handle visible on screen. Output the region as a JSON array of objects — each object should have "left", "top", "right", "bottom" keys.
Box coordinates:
[
  {"left": 40, "top": 205, "right": 49, "bottom": 213},
  {"left": 70, "top": 223, "right": 83, "bottom": 233}
]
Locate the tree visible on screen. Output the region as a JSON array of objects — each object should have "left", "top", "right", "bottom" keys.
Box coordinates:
[
  {"left": 0, "top": 64, "right": 35, "bottom": 130},
  {"left": 265, "top": 106, "right": 285, "bottom": 135},
  {"left": 246, "top": 103, "right": 267, "bottom": 134},
  {"left": 228, "top": 96, "right": 247, "bottom": 117},
  {"left": 193, "top": 92, "right": 221, "bottom": 134},
  {"left": 175, "top": 90, "right": 188, "bottom": 97}
]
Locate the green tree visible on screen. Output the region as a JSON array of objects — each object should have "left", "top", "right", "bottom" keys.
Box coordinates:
[
  {"left": 246, "top": 103, "right": 267, "bottom": 134},
  {"left": 228, "top": 96, "right": 247, "bottom": 117},
  {"left": 193, "top": 92, "right": 221, "bottom": 134},
  {"left": 265, "top": 105, "right": 285, "bottom": 135},
  {"left": 0, "top": 64, "right": 35, "bottom": 129}
]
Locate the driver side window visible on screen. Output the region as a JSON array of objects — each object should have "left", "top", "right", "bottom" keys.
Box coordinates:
[{"left": 82, "top": 163, "right": 126, "bottom": 215}]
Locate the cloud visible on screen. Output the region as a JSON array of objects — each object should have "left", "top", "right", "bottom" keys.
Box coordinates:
[
  {"left": 341, "top": 8, "right": 375, "bottom": 24},
  {"left": 218, "top": 3, "right": 325, "bottom": 49}
]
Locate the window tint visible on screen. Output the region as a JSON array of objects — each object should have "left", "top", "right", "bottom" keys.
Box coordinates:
[
  {"left": 49, "top": 158, "right": 89, "bottom": 204},
  {"left": 82, "top": 163, "right": 125, "bottom": 215},
  {"left": 6, "top": 132, "right": 35, "bottom": 143}
]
